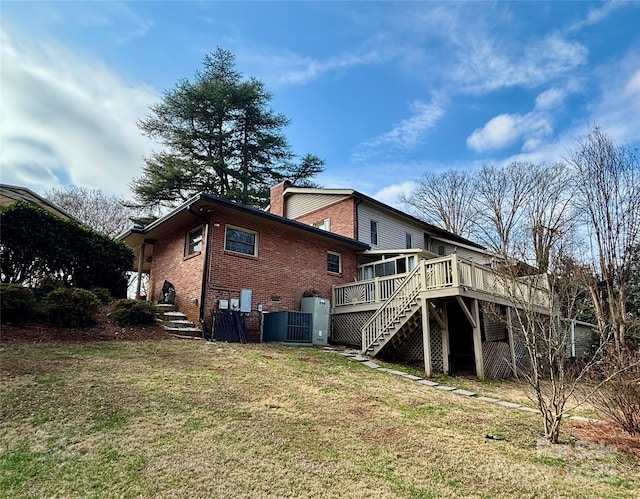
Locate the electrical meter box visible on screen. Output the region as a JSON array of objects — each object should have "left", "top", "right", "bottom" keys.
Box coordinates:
[{"left": 300, "top": 297, "right": 330, "bottom": 346}]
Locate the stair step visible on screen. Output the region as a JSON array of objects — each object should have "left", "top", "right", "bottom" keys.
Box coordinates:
[
  {"left": 164, "top": 320, "right": 197, "bottom": 328},
  {"left": 163, "top": 326, "right": 201, "bottom": 334},
  {"left": 156, "top": 303, "right": 178, "bottom": 312},
  {"left": 163, "top": 311, "right": 187, "bottom": 319}
]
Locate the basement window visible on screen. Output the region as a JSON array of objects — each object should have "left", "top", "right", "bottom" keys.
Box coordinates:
[
  {"left": 225, "top": 225, "right": 258, "bottom": 257},
  {"left": 185, "top": 226, "right": 203, "bottom": 256}
]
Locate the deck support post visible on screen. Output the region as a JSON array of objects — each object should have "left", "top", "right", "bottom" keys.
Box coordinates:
[
  {"left": 471, "top": 299, "right": 484, "bottom": 380},
  {"left": 422, "top": 298, "right": 432, "bottom": 377}
]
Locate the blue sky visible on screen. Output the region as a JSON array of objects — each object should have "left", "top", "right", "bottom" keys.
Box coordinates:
[{"left": 2, "top": 1, "right": 639, "bottom": 206}]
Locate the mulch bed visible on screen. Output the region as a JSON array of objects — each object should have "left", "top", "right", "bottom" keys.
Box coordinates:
[
  {"left": 570, "top": 420, "right": 640, "bottom": 461},
  {"left": 0, "top": 305, "right": 171, "bottom": 342}
]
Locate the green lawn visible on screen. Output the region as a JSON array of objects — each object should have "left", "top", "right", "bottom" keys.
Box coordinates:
[{"left": 1, "top": 340, "right": 637, "bottom": 498}]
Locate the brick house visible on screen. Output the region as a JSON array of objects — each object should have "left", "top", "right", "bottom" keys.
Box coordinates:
[
  {"left": 119, "top": 193, "right": 368, "bottom": 338},
  {"left": 121, "top": 183, "right": 588, "bottom": 380}
]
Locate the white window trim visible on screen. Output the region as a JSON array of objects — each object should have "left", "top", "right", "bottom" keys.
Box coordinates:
[
  {"left": 313, "top": 218, "right": 331, "bottom": 231},
  {"left": 327, "top": 251, "right": 342, "bottom": 274},
  {"left": 224, "top": 225, "right": 258, "bottom": 257},
  {"left": 185, "top": 225, "right": 204, "bottom": 256}
]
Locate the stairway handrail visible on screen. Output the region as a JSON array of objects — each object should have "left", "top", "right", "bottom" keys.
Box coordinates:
[{"left": 361, "top": 263, "right": 425, "bottom": 352}]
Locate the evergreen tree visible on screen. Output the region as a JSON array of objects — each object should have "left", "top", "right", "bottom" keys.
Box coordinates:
[{"left": 132, "top": 48, "right": 322, "bottom": 207}]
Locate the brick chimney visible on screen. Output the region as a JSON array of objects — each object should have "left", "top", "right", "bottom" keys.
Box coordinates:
[{"left": 269, "top": 180, "right": 291, "bottom": 217}]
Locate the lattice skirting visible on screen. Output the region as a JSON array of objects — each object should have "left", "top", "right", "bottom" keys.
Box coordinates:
[
  {"left": 331, "top": 312, "right": 374, "bottom": 346},
  {"left": 380, "top": 318, "right": 444, "bottom": 373},
  {"left": 482, "top": 341, "right": 513, "bottom": 379}
]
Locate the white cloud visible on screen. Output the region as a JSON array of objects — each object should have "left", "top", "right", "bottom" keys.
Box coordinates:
[
  {"left": 588, "top": 53, "right": 640, "bottom": 143},
  {"left": 454, "top": 34, "right": 588, "bottom": 94},
  {"left": 372, "top": 181, "right": 417, "bottom": 208},
  {"left": 0, "top": 30, "right": 159, "bottom": 198},
  {"left": 535, "top": 87, "right": 566, "bottom": 111},
  {"left": 466, "top": 112, "right": 553, "bottom": 153},
  {"left": 352, "top": 97, "right": 445, "bottom": 162},
  {"left": 565, "top": 1, "right": 625, "bottom": 33},
  {"left": 246, "top": 46, "right": 392, "bottom": 87}
]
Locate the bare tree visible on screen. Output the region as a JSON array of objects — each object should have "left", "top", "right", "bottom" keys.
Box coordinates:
[
  {"left": 569, "top": 126, "right": 640, "bottom": 353},
  {"left": 400, "top": 169, "right": 477, "bottom": 238},
  {"left": 524, "top": 163, "right": 577, "bottom": 273},
  {"left": 495, "top": 254, "right": 612, "bottom": 443},
  {"left": 474, "top": 162, "right": 534, "bottom": 255},
  {"left": 45, "top": 186, "right": 138, "bottom": 237}
]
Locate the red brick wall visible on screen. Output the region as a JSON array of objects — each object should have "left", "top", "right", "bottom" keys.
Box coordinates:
[
  {"left": 268, "top": 180, "right": 290, "bottom": 217},
  {"left": 149, "top": 209, "right": 360, "bottom": 328},
  {"left": 294, "top": 197, "right": 357, "bottom": 239},
  {"left": 204, "top": 210, "right": 358, "bottom": 318},
  {"left": 148, "top": 223, "right": 205, "bottom": 325}
]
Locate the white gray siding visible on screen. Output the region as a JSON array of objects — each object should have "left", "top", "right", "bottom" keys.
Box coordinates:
[
  {"left": 285, "top": 194, "right": 351, "bottom": 219},
  {"left": 357, "top": 202, "right": 426, "bottom": 251}
]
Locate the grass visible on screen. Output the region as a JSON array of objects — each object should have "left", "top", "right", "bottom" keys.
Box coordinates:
[{"left": 1, "top": 340, "right": 638, "bottom": 498}]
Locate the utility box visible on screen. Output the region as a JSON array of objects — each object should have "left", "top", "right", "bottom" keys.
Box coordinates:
[
  {"left": 263, "top": 311, "right": 312, "bottom": 343},
  {"left": 300, "top": 297, "right": 330, "bottom": 346}
]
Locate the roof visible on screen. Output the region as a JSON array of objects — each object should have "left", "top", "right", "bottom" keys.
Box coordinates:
[
  {"left": 282, "top": 186, "right": 485, "bottom": 250},
  {"left": 0, "top": 184, "right": 80, "bottom": 222},
  {"left": 118, "top": 192, "right": 370, "bottom": 272}
]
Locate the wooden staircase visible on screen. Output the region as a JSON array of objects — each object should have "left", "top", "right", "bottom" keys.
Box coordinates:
[{"left": 362, "top": 264, "right": 426, "bottom": 357}]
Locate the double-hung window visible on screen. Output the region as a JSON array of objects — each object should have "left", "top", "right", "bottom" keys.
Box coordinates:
[
  {"left": 327, "top": 251, "right": 342, "bottom": 274},
  {"left": 185, "top": 226, "right": 203, "bottom": 256},
  {"left": 225, "top": 226, "right": 257, "bottom": 256}
]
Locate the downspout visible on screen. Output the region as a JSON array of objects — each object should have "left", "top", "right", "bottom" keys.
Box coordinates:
[
  {"left": 188, "top": 205, "right": 211, "bottom": 336},
  {"left": 354, "top": 193, "right": 364, "bottom": 241}
]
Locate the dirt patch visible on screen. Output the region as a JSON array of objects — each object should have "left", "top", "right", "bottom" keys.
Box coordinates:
[
  {"left": 0, "top": 304, "right": 171, "bottom": 342},
  {"left": 570, "top": 420, "right": 640, "bottom": 461},
  {"left": 298, "top": 357, "right": 322, "bottom": 365}
]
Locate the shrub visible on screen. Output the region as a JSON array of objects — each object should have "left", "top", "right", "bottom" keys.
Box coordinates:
[
  {"left": 90, "top": 287, "right": 112, "bottom": 304},
  {"left": 45, "top": 288, "right": 100, "bottom": 327},
  {"left": 1, "top": 202, "right": 134, "bottom": 297},
  {"left": 0, "top": 283, "right": 36, "bottom": 325},
  {"left": 589, "top": 350, "right": 640, "bottom": 436},
  {"left": 111, "top": 299, "right": 158, "bottom": 327}
]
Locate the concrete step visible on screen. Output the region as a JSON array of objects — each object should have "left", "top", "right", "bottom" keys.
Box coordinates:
[
  {"left": 163, "top": 319, "right": 197, "bottom": 328},
  {"left": 163, "top": 326, "right": 202, "bottom": 334},
  {"left": 156, "top": 303, "right": 178, "bottom": 312},
  {"left": 162, "top": 311, "right": 187, "bottom": 320}
]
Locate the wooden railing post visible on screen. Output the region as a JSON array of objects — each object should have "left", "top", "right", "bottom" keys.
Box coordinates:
[{"left": 451, "top": 254, "right": 459, "bottom": 287}]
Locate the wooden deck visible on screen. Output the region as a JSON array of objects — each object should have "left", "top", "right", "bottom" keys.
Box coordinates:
[{"left": 332, "top": 254, "right": 550, "bottom": 314}]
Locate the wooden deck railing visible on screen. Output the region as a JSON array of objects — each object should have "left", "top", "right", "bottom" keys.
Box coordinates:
[
  {"left": 361, "top": 264, "right": 424, "bottom": 352},
  {"left": 333, "top": 255, "right": 550, "bottom": 310}
]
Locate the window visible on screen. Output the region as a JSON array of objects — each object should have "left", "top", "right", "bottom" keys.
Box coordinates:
[
  {"left": 370, "top": 220, "right": 378, "bottom": 245},
  {"left": 225, "top": 226, "right": 257, "bottom": 256},
  {"left": 406, "top": 233, "right": 412, "bottom": 249},
  {"left": 438, "top": 245, "right": 445, "bottom": 256},
  {"left": 327, "top": 251, "right": 341, "bottom": 273},
  {"left": 313, "top": 218, "right": 330, "bottom": 231},
  {"left": 185, "top": 226, "right": 203, "bottom": 256}
]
